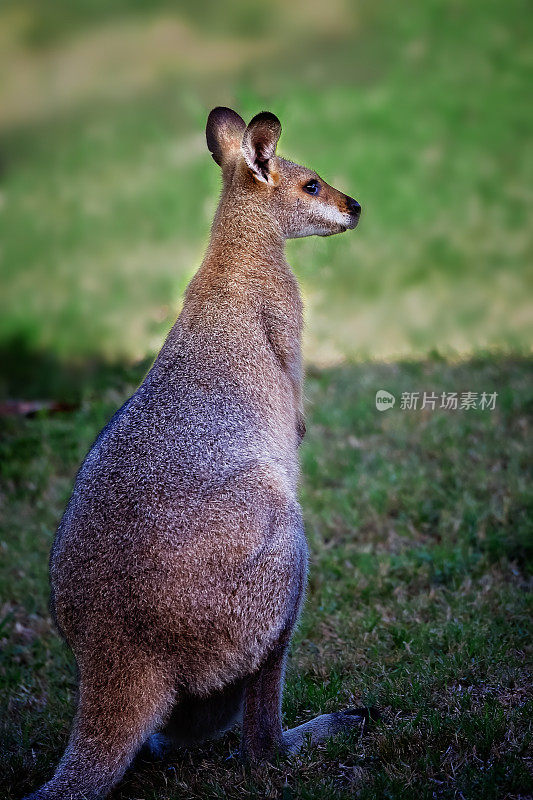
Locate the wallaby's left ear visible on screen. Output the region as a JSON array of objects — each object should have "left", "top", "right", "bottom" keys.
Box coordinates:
[
  {"left": 241, "top": 111, "right": 281, "bottom": 185},
  {"left": 206, "top": 107, "right": 246, "bottom": 168}
]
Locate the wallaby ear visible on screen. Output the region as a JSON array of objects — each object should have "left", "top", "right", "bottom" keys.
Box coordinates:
[
  {"left": 206, "top": 107, "right": 246, "bottom": 168},
  {"left": 241, "top": 111, "right": 282, "bottom": 185}
]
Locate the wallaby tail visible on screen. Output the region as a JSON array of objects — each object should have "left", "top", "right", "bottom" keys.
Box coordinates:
[{"left": 24, "top": 654, "right": 176, "bottom": 800}]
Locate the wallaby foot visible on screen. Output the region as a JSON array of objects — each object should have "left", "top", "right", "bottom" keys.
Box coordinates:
[
  {"left": 138, "top": 732, "right": 174, "bottom": 761},
  {"left": 283, "top": 706, "right": 376, "bottom": 754},
  {"left": 241, "top": 636, "right": 377, "bottom": 763}
]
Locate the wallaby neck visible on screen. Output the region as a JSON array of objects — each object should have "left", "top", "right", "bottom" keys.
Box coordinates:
[{"left": 204, "top": 189, "right": 286, "bottom": 271}]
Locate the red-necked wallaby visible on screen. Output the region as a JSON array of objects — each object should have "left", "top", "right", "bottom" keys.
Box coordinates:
[{"left": 25, "top": 108, "right": 362, "bottom": 800}]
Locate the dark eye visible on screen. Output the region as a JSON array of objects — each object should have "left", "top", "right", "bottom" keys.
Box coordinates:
[{"left": 303, "top": 179, "right": 320, "bottom": 195}]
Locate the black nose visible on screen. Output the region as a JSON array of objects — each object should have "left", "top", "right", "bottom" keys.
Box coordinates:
[{"left": 346, "top": 196, "right": 361, "bottom": 216}]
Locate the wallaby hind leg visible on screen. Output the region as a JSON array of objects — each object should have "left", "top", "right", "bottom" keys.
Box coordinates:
[
  {"left": 24, "top": 656, "right": 176, "bottom": 800},
  {"left": 241, "top": 634, "right": 372, "bottom": 762},
  {"left": 241, "top": 637, "right": 289, "bottom": 762}
]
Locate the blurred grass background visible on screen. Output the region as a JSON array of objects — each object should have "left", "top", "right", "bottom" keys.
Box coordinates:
[
  {"left": 1, "top": 2, "right": 532, "bottom": 799},
  {"left": 0, "top": 0, "right": 531, "bottom": 392}
]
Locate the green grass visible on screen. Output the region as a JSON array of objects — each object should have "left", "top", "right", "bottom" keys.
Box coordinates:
[
  {"left": 1, "top": 0, "right": 532, "bottom": 798},
  {"left": 0, "top": 0, "right": 531, "bottom": 366},
  {"left": 1, "top": 356, "right": 532, "bottom": 799}
]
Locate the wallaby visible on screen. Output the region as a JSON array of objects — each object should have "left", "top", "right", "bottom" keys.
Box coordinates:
[{"left": 25, "top": 107, "right": 362, "bottom": 800}]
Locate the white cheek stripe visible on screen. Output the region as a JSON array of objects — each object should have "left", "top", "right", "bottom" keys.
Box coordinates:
[{"left": 316, "top": 201, "right": 349, "bottom": 226}]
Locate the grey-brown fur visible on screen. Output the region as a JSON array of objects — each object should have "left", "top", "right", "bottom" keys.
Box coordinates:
[{"left": 24, "top": 108, "right": 362, "bottom": 800}]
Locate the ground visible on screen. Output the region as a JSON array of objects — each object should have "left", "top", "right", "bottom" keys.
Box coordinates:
[
  {"left": 0, "top": 1, "right": 531, "bottom": 798},
  {"left": 1, "top": 355, "right": 531, "bottom": 799}
]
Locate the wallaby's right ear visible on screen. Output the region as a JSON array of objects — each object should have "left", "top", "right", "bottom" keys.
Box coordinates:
[
  {"left": 206, "top": 107, "right": 246, "bottom": 168},
  {"left": 241, "top": 111, "right": 281, "bottom": 185}
]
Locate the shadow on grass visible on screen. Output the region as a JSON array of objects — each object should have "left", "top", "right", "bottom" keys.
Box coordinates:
[{"left": 0, "top": 333, "right": 153, "bottom": 403}]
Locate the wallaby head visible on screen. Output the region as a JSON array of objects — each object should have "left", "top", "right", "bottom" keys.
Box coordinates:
[{"left": 206, "top": 106, "right": 361, "bottom": 239}]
